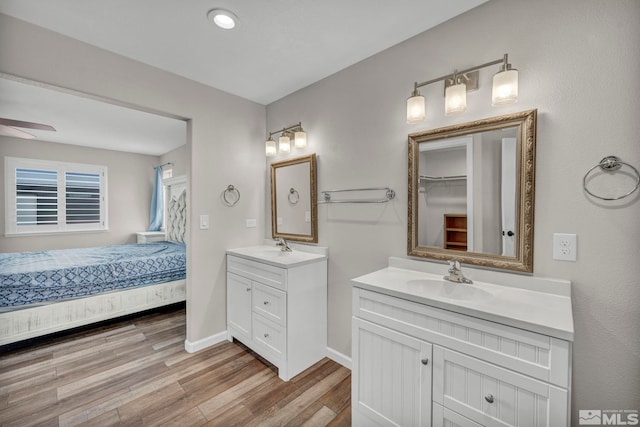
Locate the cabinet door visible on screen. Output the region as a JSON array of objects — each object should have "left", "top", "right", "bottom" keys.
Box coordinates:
[
  {"left": 227, "top": 273, "right": 252, "bottom": 341},
  {"left": 352, "top": 317, "right": 432, "bottom": 427}
]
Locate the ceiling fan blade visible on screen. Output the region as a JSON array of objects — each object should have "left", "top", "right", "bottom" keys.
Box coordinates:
[
  {"left": 0, "top": 124, "right": 36, "bottom": 139},
  {"left": 0, "top": 118, "right": 56, "bottom": 131}
]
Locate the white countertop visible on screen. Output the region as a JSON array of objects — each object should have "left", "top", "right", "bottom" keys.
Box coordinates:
[
  {"left": 226, "top": 244, "right": 327, "bottom": 268},
  {"left": 352, "top": 262, "right": 574, "bottom": 341}
]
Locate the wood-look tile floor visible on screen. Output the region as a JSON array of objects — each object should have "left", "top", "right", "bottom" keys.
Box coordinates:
[{"left": 0, "top": 305, "right": 351, "bottom": 427}]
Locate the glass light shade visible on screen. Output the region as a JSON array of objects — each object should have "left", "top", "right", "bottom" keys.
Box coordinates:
[
  {"left": 492, "top": 69, "right": 518, "bottom": 105},
  {"left": 445, "top": 83, "right": 467, "bottom": 115},
  {"left": 265, "top": 139, "right": 277, "bottom": 157},
  {"left": 294, "top": 131, "right": 307, "bottom": 148},
  {"left": 406, "top": 94, "right": 426, "bottom": 124},
  {"left": 279, "top": 135, "right": 291, "bottom": 153}
]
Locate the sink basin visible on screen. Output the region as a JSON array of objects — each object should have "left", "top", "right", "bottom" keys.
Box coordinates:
[
  {"left": 244, "top": 246, "right": 307, "bottom": 261},
  {"left": 406, "top": 279, "right": 493, "bottom": 302},
  {"left": 227, "top": 245, "right": 326, "bottom": 267}
]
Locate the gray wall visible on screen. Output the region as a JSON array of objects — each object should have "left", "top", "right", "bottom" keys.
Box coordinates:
[
  {"left": 0, "top": 136, "right": 158, "bottom": 252},
  {"left": 266, "top": 0, "right": 640, "bottom": 415},
  {"left": 0, "top": 13, "right": 267, "bottom": 347},
  {"left": 160, "top": 144, "right": 188, "bottom": 178}
]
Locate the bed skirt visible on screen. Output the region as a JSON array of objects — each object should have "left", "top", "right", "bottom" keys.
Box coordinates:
[{"left": 0, "top": 279, "right": 186, "bottom": 346}]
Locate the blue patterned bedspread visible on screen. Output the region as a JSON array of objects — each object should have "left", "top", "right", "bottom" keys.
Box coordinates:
[{"left": 0, "top": 242, "right": 186, "bottom": 308}]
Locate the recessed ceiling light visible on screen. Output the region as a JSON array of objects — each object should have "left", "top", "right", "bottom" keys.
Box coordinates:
[{"left": 207, "top": 8, "right": 238, "bottom": 30}]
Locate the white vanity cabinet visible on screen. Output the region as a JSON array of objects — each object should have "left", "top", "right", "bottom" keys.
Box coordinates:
[
  {"left": 351, "top": 260, "right": 574, "bottom": 427},
  {"left": 226, "top": 246, "right": 327, "bottom": 381}
]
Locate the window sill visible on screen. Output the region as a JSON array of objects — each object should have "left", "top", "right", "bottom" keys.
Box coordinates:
[{"left": 5, "top": 228, "right": 110, "bottom": 237}]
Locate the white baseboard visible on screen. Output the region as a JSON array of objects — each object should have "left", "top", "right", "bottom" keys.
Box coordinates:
[
  {"left": 184, "top": 330, "right": 228, "bottom": 353},
  {"left": 326, "top": 346, "right": 352, "bottom": 370}
]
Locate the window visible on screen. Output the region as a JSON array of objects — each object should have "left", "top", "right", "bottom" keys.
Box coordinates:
[{"left": 5, "top": 157, "right": 108, "bottom": 235}]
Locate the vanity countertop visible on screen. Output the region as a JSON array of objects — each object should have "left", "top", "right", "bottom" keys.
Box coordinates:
[
  {"left": 352, "top": 260, "right": 574, "bottom": 341},
  {"left": 226, "top": 245, "right": 327, "bottom": 268}
]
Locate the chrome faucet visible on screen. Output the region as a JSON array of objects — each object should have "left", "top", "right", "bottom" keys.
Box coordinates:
[
  {"left": 444, "top": 259, "right": 473, "bottom": 284},
  {"left": 275, "top": 237, "right": 292, "bottom": 252}
]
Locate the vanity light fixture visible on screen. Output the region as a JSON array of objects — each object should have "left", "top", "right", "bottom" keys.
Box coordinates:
[
  {"left": 265, "top": 122, "right": 306, "bottom": 157},
  {"left": 407, "top": 53, "right": 518, "bottom": 123}
]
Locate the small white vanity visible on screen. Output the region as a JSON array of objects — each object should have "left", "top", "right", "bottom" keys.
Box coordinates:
[
  {"left": 226, "top": 243, "right": 327, "bottom": 381},
  {"left": 351, "top": 257, "right": 574, "bottom": 427}
]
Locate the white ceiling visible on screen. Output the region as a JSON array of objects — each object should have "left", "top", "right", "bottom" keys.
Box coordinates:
[
  {"left": 0, "top": 77, "right": 186, "bottom": 156},
  {"left": 0, "top": 0, "right": 487, "bottom": 155}
]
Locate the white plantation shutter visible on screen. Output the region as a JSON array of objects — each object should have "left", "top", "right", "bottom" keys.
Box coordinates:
[
  {"left": 16, "top": 168, "right": 58, "bottom": 226},
  {"left": 5, "top": 157, "right": 108, "bottom": 234},
  {"left": 65, "top": 172, "right": 101, "bottom": 224}
]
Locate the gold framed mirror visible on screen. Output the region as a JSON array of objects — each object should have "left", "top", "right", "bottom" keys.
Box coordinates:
[
  {"left": 408, "top": 110, "right": 537, "bottom": 272},
  {"left": 271, "top": 154, "right": 318, "bottom": 243}
]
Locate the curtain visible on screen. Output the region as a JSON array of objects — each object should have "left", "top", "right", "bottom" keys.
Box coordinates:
[{"left": 148, "top": 166, "right": 164, "bottom": 231}]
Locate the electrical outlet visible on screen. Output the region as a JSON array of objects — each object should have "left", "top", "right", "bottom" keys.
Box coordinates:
[{"left": 553, "top": 233, "right": 577, "bottom": 261}]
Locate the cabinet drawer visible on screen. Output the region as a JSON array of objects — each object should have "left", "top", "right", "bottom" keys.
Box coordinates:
[
  {"left": 433, "top": 346, "right": 568, "bottom": 427},
  {"left": 253, "top": 313, "right": 285, "bottom": 361},
  {"left": 227, "top": 255, "right": 286, "bottom": 290},
  {"left": 353, "top": 288, "right": 571, "bottom": 388},
  {"left": 253, "top": 282, "right": 287, "bottom": 326},
  {"left": 432, "top": 403, "right": 482, "bottom": 427}
]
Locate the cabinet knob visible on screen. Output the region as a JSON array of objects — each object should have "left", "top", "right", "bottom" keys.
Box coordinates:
[
  {"left": 421, "top": 358, "right": 429, "bottom": 365},
  {"left": 264, "top": 333, "right": 269, "bottom": 339},
  {"left": 485, "top": 394, "right": 494, "bottom": 403},
  {"left": 246, "top": 287, "right": 251, "bottom": 292},
  {"left": 263, "top": 301, "right": 269, "bottom": 305}
]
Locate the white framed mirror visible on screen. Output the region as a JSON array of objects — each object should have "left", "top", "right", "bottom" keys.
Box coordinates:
[{"left": 408, "top": 110, "right": 537, "bottom": 273}]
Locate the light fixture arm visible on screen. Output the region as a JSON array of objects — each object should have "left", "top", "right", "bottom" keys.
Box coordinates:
[
  {"left": 268, "top": 122, "right": 303, "bottom": 139},
  {"left": 413, "top": 54, "right": 509, "bottom": 91}
]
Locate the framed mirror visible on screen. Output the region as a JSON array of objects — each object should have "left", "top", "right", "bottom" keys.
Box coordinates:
[
  {"left": 408, "top": 110, "right": 537, "bottom": 272},
  {"left": 271, "top": 154, "right": 318, "bottom": 243}
]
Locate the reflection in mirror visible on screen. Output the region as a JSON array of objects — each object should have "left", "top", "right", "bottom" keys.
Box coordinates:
[
  {"left": 408, "top": 110, "right": 537, "bottom": 273},
  {"left": 271, "top": 154, "right": 317, "bottom": 243}
]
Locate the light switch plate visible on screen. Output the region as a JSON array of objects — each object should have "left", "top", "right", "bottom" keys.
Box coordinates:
[{"left": 199, "top": 214, "right": 209, "bottom": 230}]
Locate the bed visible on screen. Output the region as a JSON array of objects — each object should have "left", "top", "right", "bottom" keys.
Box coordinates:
[{"left": 0, "top": 175, "right": 187, "bottom": 346}]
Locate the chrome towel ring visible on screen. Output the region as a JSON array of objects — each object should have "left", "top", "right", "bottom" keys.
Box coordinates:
[
  {"left": 288, "top": 188, "right": 299, "bottom": 204},
  {"left": 583, "top": 156, "right": 639, "bottom": 201},
  {"left": 223, "top": 185, "right": 240, "bottom": 206}
]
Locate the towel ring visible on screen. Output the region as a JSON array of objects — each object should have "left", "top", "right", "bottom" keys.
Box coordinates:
[
  {"left": 288, "top": 188, "right": 299, "bottom": 204},
  {"left": 583, "top": 156, "right": 640, "bottom": 201},
  {"left": 223, "top": 185, "right": 240, "bottom": 207}
]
